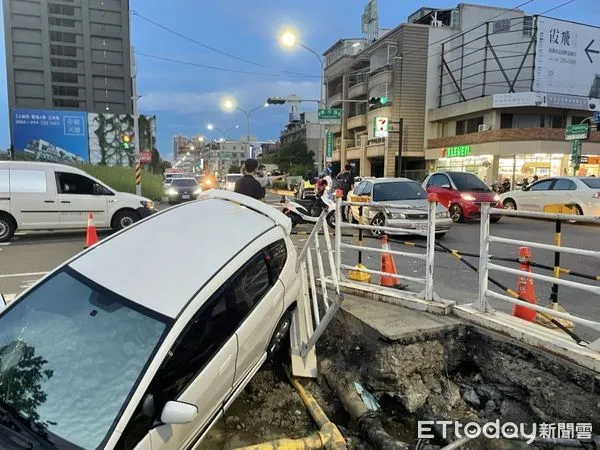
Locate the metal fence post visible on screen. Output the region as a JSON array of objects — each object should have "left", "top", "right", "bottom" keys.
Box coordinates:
[
  {"left": 425, "top": 197, "right": 437, "bottom": 301},
  {"left": 335, "top": 193, "right": 343, "bottom": 282},
  {"left": 476, "top": 203, "right": 491, "bottom": 312}
]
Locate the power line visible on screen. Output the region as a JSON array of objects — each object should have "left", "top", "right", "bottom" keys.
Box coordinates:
[
  {"left": 131, "top": 10, "right": 319, "bottom": 79},
  {"left": 135, "top": 51, "right": 320, "bottom": 79},
  {"left": 538, "top": 0, "right": 577, "bottom": 15}
]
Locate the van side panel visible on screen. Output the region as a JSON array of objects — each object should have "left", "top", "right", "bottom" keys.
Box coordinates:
[{"left": 10, "top": 167, "right": 60, "bottom": 229}]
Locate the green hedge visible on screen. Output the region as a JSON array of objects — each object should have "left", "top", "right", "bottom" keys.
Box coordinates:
[
  {"left": 76, "top": 164, "right": 164, "bottom": 201},
  {"left": 271, "top": 179, "right": 288, "bottom": 190}
]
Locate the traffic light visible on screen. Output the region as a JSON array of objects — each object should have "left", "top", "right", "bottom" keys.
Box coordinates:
[
  {"left": 369, "top": 96, "right": 388, "bottom": 106},
  {"left": 266, "top": 97, "right": 286, "bottom": 105},
  {"left": 119, "top": 133, "right": 131, "bottom": 150}
]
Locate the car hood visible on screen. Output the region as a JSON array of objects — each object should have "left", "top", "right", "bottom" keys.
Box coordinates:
[
  {"left": 375, "top": 199, "right": 448, "bottom": 214},
  {"left": 116, "top": 191, "right": 152, "bottom": 203}
]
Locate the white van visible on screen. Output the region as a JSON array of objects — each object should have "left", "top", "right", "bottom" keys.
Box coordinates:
[{"left": 0, "top": 161, "right": 157, "bottom": 242}]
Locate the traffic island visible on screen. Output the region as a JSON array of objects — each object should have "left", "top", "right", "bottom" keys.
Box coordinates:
[{"left": 317, "top": 295, "right": 599, "bottom": 448}]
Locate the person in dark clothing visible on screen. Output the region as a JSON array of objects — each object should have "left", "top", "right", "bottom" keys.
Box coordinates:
[
  {"left": 336, "top": 164, "right": 353, "bottom": 221},
  {"left": 234, "top": 158, "right": 264, "bottom": 200}
]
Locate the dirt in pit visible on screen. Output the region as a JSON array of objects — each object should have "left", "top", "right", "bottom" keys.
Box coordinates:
[{"left": 198, "top": 362, "right": 366, "bottom": 449}]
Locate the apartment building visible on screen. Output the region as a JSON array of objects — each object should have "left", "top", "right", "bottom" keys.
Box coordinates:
[
  {"left": 280, "top": 111, "right": 322, "bottom": 163},
  {"left": 324, "top": 3, "right": 600, "bottom": 181},
  {"left": 203, "top": 140, "right": 247, "bottom": 175},
  {"left": 424, "top": 5, "right": 600, "bottom": 183},
  {"left": 3, "top": 0, "right": 133, "bottom": 115},
  {"left": 172, "top": 134, "right": 190, "bottom": 160}
]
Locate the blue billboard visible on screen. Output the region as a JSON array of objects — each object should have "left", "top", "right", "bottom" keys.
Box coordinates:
[{"left": 11, "top": 109, "right": 89, "bottom": 163}]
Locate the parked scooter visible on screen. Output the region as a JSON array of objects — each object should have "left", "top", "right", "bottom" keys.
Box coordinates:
[{"left": 280, "top": 193, "right": 337, "bottom": 229}]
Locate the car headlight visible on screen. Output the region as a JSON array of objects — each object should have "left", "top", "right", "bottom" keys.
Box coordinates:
[
  {"left": 436, "top": 211, "right": 450, "bottom": 219},
  {"left": 387, "top": 212, "right": 407, "bottom": 220},
  {"left": 461, "top": 193, "right": 476, "bottom": 202},
  {"left": 141, "top": 200, "right": 154, "bottom": 209},
  {"left": 194, "top": 188, "right": 202, "bottom": 195},
  {"left": 167, "top": 188, "right": 177, "bottom": 196}
]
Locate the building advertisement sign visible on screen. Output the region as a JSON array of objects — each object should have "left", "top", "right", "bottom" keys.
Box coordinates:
[
  {"left": 534, "top": 17, "right": 600, "bottom": 108},
  {"left": 326, "top": 131, "right": 333, "bottom": 161},
  {"left": 11, "top": 109, "right": 89, "bottom": 163},
  {"left": 441, "top": 145, "right": 471, "bottom": 158},
  {"left": 374, "top": 117, "right": 389, "bottom": 137}
]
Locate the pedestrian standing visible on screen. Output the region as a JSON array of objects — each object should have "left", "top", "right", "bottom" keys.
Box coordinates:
[{"left": 234, "top": 159, "right": 264, "bottom": 200}]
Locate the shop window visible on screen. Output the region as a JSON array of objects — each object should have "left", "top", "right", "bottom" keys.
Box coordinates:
[
  {"left": 550, "top": 116, "right": 565, "bottom": 129},
  {"left": 500, "top": 113, "right": 513, "bottom": 129}
]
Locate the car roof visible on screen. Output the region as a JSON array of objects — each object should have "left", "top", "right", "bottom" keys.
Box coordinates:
[
  {"left": 0, "top": 160, "right": 88, "bottom": 176},
  {"left": 171, "top": 177, "right": 196, "bottom": 181},
  {"left": 69, "top": 192, "right": 289, "bottom": 319},
  {"left": 367, "top": 177, "right": 416, "bottom": 184}
]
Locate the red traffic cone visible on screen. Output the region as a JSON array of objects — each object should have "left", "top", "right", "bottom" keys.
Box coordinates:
[
  {"left": 84, "top": 213, "right": 99, "bottom": 248},
  {"left": 513, "top": 246, "right": 537, "bottom": 321},
  {"left": 380, "top": 235, "right": 408, "bottom": 290}
]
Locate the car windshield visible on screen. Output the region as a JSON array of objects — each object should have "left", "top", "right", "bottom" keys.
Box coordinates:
[
  {"left": 227, "top": 175, "right": 243, "bottom": 182},
  {"left": 582, "top": 178, "right": 600, "bottom": 189},
  {"left": 449, "top": 173, "right": 490, "bottom": 192},
  {"left": 172, "top": 178, "right": 198, "bottom": 187},
  {"left": 373, "top": 181, "right": 428, "bottom": 202},
  {"left": 0, "top": 268, "right": 171, "bottom": 449}
]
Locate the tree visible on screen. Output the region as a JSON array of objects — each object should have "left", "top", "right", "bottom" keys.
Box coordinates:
[{"left": 270, "top": 141, "right": 314, "bottom": 175}]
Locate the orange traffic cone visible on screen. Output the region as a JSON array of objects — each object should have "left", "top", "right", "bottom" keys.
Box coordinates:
[
  {"left": 380, "top": 235, "right": 408, "bottom": 290},
  {"left": 84, "top": 213, "right": 99, "bottom": 248},
  {"left": 513, "top": 246, "right": 537, "bottom": 321}
]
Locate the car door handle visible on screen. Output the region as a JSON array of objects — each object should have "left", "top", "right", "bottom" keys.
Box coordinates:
[
  {"left": 60, "top": 201, "right": 71, "bottom": 204},
  {"left": 44, "top": 200, "right": 55, "bottom": 203},
  {"left": 218, "top": 354, "right": 234, "bottom": 375},
  {"left": 108, "top": 199, "right": 116, "bottom": 203}
]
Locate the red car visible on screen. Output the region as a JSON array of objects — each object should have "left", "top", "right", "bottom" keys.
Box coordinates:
[{"left": 422, "top": 172, "right": 501, "bottom": 223}]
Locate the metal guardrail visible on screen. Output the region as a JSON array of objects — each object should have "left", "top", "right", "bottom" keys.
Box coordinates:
[
  {"left": 333, "top": 194, "right": 438, "bottom": 302},
  {"left": 477, "top": 204, "right": 600, "bottom": 350}
]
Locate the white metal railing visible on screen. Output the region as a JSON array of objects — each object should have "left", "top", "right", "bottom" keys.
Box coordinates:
[
  {"left": 334, "top": 195, "right": 439, "bottom": 302},
  {"left": 290, "top": 212, "right": 342, "bottom": 378},
  {"left": 477, "top": 204, "right": 600, "bottom": 350}
]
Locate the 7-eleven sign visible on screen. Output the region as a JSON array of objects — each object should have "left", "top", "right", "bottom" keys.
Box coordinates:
[{"left": 374, "top": 117, "right": 389, "bottom": 138}]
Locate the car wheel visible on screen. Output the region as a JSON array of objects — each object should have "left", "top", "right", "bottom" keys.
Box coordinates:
[
  {"left": 0, "top": 214, "right": 16, "bottom": 243},
  {"left": 567, "top": 205, "right": 583, "bottom": 223},
  {"left": 267, "top": 311, "right": 293, "bottom": 361},
  {"left": 503, "top": 199, "right": 517, "bottom": 210},
  {"left": 326, "top": 211, "right": 336, "bottom": 228},
  {"left": 490, "top": 217, "right": 501, "bottom": 223},
  {"left": 449, "top": 204, "right": 465, "bottom": 223},
  {"left": 370, "top": 214, "right": 385, "bottom": 237},
  {"left": 112, "top": 209, "right": 140, "bottom": 231}
]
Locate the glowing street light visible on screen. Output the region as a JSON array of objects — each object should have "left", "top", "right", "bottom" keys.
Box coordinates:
[
  {"left": 207, "top": 124, "right": 214, "bottom": 131},
  {"left": 222, "top": 98, "right": 236, "bottom": 111},
  {"left": 280, "top": 30, "right": 297, "bottom": 48}
]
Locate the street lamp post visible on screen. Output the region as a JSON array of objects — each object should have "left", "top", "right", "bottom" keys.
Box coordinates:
[
  {"left": 280, "top": 31, "right": 328, "bottom": 171},
  {"left": 222, "top": 99, "right": 268, "bottom": 158},
  {"left": 207, "top": 123, "right": 240, "bottom": 140}
]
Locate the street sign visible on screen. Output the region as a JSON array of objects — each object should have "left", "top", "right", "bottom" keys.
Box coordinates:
[
  {"left": 140, "top": 151, "right": 152, "bottom": 164},
  {"left": 326, "top": 131, "right": 333, "bottom": 162},
  {"left": 570, "top": 139, "right": 582, "bottom": 163},
  {"left": 374, "top": 117, "right": 389, "bottom": 138},
  {"left": 565, "top": 124, "right": 589, "bottom": 141},
  {"left": 594, "top": 111, "right": 600, "bottom": 123},
  {"left": 318, "top": 109, "right": 342, "bottom": 121}
]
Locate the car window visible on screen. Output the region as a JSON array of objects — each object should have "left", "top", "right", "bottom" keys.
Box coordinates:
[
  {"left": 362, "top": 182, "right": 373, "bottom": 196},
  {"left": 448, "top": 173, "right": 490, "bottom": 192},
  {"left": 0, "top": 169, "right": 8, "bottom": 192},
  {"left": 530, "top": 179, "right": 554, "bottom": 191},
  {"left": 552, "top": 179, "right": 576, "bottom": 191},
  {"left": 428, "top": 174, "right": 449, "bottom": 187},
  {"left": 10, "top": 169, "right": 47, "bottom": 193},
  {"left": 352, "top": 181, "right": 365, "bottom": 195},
  {"left": 581, "top": 178, "right": 600, "bottom": 189},
  {"left": 57, "top": 172, "right": 96, "bottom": 195},
  {"left": 0, "top": 268, "right": 170, "bottom": 449},
  {"left": 171, "top": 178, "right": 198, "bottom": 187},
  {"left": 230, "top": 252, "right": 271, "bottom": 320},
  {"left": 373, "top": 181, "right": 428, "bottom": 202},
  {"left": 268, "top": 240, "right": 287, "bottom": 279}
]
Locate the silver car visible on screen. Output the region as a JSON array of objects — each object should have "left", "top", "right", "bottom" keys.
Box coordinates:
[{"left": 346, "top": 177, "right": 453, "bottom": 238}]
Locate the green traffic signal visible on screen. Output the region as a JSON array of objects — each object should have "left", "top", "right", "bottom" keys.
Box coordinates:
[{"left": 379, "top": 96, "right": 387, "bottom": 104}]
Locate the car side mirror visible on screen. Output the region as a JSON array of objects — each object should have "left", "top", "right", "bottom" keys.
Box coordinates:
[
  {"left": 160, "top": 401, "right": 198, "bottom": 425},
  {"left": 441, "top": 184, "right": 452, "bottom": 189}
]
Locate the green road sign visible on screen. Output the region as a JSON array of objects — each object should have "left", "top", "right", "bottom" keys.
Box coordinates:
[
  {"left": 570, "top": 139, "right": 582, "bottom": 163},
  {"left": 326, "top": 131, "right": 333, "bottom": 160},
  {"left": 318, "top": 109, "right": 342, "bottom": 121},
  {"left": 565, "top": 124, "right": 589, "bottom": 141}
]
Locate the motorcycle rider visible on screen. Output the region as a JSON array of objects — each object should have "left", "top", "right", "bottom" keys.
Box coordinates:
[{"left": 501, "top": 178, "right": 511, "bottom": 193}]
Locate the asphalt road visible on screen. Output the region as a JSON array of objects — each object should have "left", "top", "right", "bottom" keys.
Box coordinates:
[{"left": 1, "top": 194, "right": 598, "bottom": 340}]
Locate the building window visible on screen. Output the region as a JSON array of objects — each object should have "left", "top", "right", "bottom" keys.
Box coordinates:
[
  {"left": 49, "top": 17, "right": 76, "bottom": 27},
  {"left": 523, "top": 16, "right": 534, "bottom": 37},
  {"left": 53, "top": 99, "right": 79, "bottom": 108},
  {"left": 50, "top": 31, "right": 77, "bottom": 44},
  {"left": 53, "top": 85, "right": 79, "bottom": 96},
  {"left": 572, "top": 116, "right": 587, "bottom": 125},
  {"left": 455, "top": 116, "right": 484, "bottom": 135},
  {"left": 493, "top": 19, "right": 510, "bottom": 34},
  {"left": 50, "top": 45, "right": 77, "bottom": 57},
  {"left": 52, "top": 72, "right": 79, "bottom": 83},
  {"left": 48, "top": 4, "right": 76, "bottom": 16},
  {"left": 51, "top": 58, "right": 78, "bottom": 68},
  {"left": 500, "top": 113, "right": 513, "bottom": 129}
]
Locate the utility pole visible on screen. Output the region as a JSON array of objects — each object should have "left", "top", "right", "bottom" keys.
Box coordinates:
[
  {"left": 389, "top": 119, "right": 404, "bottom": 177},
  {"left": 131, "top": 47, "right": 141, "bottom": 196}
]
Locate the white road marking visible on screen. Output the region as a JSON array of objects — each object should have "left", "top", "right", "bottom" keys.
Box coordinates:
[{"left": 0, "top": 271, "right": 48, "bottom": 279}]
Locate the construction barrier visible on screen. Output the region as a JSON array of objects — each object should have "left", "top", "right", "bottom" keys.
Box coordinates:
[{"left": 477, "top": 204, "right": 600, "bottom": 350}]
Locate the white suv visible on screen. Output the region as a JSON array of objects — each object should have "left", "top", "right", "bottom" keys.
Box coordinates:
[
  {"left": 0, "top": 190, "right": 298, "bottom": 449},
  {"left": 0, "top": 161, "right": 157, "bottom": 242}
]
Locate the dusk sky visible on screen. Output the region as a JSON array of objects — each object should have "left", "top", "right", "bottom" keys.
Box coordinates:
[{"left": 1, "top": 0, "right": 598, "bottom": 160}]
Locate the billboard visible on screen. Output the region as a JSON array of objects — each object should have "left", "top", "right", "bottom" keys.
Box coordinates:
[
  {"left": 534, "top": 17, "right": 600, "bottom": 108},
  {"left": 11, "top": 109, "right": 89, "bottom": 163}
]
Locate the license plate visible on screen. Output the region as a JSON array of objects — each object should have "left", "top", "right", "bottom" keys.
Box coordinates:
[
  {"left": 415, "top": 223, "right": 428, "bottom": 231},
  {"left": 182, "top": 195, "right": 190, "bottom": 199}
]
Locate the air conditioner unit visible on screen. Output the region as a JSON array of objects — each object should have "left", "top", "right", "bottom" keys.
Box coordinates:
[{"left": 478, "top": 124, "right": 490, "bottom": 132}]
